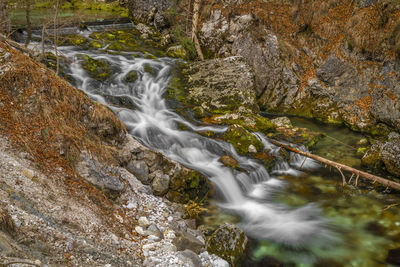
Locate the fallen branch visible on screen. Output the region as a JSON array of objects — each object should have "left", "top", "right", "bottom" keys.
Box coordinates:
[
  {"left": 0, "top": 34, "right": 35, "bottom": 57},
  {"left": 270, "top": 139, "right": 400, "bottom": 191}
]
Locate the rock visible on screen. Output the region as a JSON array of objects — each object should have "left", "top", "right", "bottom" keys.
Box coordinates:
[
  {"left": 248, "top": 144, "right": 257, "bottom": 153},
  {"left": 154, "top": 12, "right": 169, "bottom": 29},
  {"left": 126, "top": 160, "right": 151, "bottom": 184},
  {"left": 138, "top": 217, "right": 150, "bottom": 228},
  {"left": 224, "top": 125, "right": 263, "bottom": 155},
  {"left": 147, "top": 224, "right": 164, "bottom": 240},
  {"left": 271, "top": 117, "right": 292, "bottom": 128},
  {"left": 76, "top": 152, "right": 124, "bottom": 193},
  {"left": 357, "top": 138, "right": 369, "bottom": 145},
  {"left": 206, "top": 223, "right": 248, "bottom": 265},
  {"left": 118, "top": 135, "right": 143, "bottom": 165},
  {"left": 177, "top": 250, "right": 203, "bottom": 267},
  {"left": 77, "top": 54, "right": 112, "bottom": 81},
  {"left": 135, "top": 226, "right": 147, "bottom": 236},
  {"left": 150, "top": 171, "right": 170, "bottom": 196},
  {"left": 381, "top": 139, "right": 400, "bottom": 176},
  {"left": 124, "top": 70, "right": 139, "bottom": 83},
  {"left": 166, "top": 45, "right": 188, "bottom": 60},
  {"left": 386, "top": 248, "right": 400, "bottom": 266},
  {"left": 219, "top": 156, "right": 239, "bottom": 169},
  {"left": 178, "top": 56, "right": 259, "bottom": 115},
  {"left": 102, "top": 94, "right": 137, "bottom": 110},
  {"left": 173, "top": 230, "right": 204, "bottom": 254},
  {"left": 357, "top": 0, "right": 377, "bottom": 8},
  {"left": 126, "top": 0, "right": 172, "bottom": 23}
]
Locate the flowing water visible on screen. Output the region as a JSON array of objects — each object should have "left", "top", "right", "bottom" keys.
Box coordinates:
[{"left": 35, "top": 26, "right": 400, "bottom": 266}]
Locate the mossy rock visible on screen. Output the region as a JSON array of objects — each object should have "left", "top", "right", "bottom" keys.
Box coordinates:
[
  {"left": 124, "top": 70, "right": 139, "bottom": 83},
  {"left": 42, "top": 52, "right": 73, "bottom": 82},
  {"left": 224, "top": 125, "right": 263, "bottom": 155},
  {"left": 143, "top": 63, "right": 156, "bottom": 76},
  {"left": 89, "top": 40, "right": 104, "bottom": 49},
  {"left": 77, "top": 54, "right": 112, "bottom": 81},
  {"left": 144, "top": 53, "right": 158, "bottom": 60},
  {"left": 167, "top": 45, "right": 188, "bottom": 60},
  {"left": 167, "top": 168, "right": 210, "bottom": 204},
  {"left": 219, "top": 156, "right": 240, "bottom": 170},
  {"left": 361, "top": 142, "right": 384, "bottom": 170},
  {"left": 206, "top": 223, "right": 249, "bottom": 265},
  {"left": 58, "top": 34, "right": 88, "bottom": 47},
  {"left": 254, "top": 152, "right": 276, "bottom": 170}
]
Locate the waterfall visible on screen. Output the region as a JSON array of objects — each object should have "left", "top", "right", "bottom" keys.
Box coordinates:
[{"left": 58, "top": 39, "right": 332, "bottom": 246}]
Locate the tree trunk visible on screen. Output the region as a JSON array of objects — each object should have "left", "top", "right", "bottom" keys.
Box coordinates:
[
  {"left": 0, "top": 0, "right": 11, "bottom": 35},
  {"left": 54, "top": 1, "right": 60, "bottom": 75},
  {"left": 25, "top": 0, "right": 32, "bottom": 46},
  {"left": 191, "top": 0, "right": 204, "bottom": 60},
  {"left": 270, "top": 139, "right": 400, "bottom": 191}
]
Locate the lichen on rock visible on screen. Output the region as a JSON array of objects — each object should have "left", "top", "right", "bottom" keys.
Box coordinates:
[{"left": 206, "top": 223, "right": 249, "bottom": 265}]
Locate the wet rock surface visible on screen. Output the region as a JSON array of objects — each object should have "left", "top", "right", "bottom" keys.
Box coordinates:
[{"left": 206, "top": 223, "right": 249, "bottom": 265}]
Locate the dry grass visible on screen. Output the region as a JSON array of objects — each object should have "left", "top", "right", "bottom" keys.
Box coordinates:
[{"left": 0, "top": 41, "right": 127, "bottom": 216}]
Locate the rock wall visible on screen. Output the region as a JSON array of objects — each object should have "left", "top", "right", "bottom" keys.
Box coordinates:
[{"left": 198, "top": 0, "right": 400, "bottom": 135}]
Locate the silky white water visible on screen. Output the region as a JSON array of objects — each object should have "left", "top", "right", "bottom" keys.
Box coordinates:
[{"left": 55, "top": 33, "right": 334, "bottom": 247}]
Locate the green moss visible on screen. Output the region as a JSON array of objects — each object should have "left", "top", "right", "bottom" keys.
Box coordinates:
[
  {"left": 89, "top": 40, "right": 103, "bottom": 49},
  {"left": 167, "top": 45, "right": 188, "bottom": 60},
  {"left": 58, "top": 34, "right": 88, "bottom": 47},
  {"left": 167, "top": 169, "right": 209, "bottom": 204},
  {"left": 144, "top": 53, "right": 158, "bottom": 60},
  {"left": 143, "top": 63, "right": 155, "bottom": 76},
  {"left": 77, "top": 54, "right": 112, "bottom": 81},
  {"left": 124, "top": 71, "right": 139, "bottom": 83},
  {"left": 224, "top": 125, "right": 263, "bottom": 155},
  {"left": 361, "top": 145, "right": 383, "bottom": 169},
  {"left": 357, "top": 147, "right": 367, "bottom": 155}
]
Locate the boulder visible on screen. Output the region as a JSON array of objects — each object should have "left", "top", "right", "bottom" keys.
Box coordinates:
[
  {"left": 77, "top": 54, "right": 112, "bottom": 82},
  {"left": 381, "top": 139, "right": 400, "bottom": 176},
  {"left": 177, "top": 250, "right": 203, "bottom": 267},
  {"left": 126, "top": 160, "right": 150, "bottom": 184},
  {"left": 76, "top": 151, "right": 124, "bottom": 193},
  {"left": 271, "top": 117, "right": 293, "bottom": 128},
  {"left": 206, "top": 223, "right": 249, "bottom": 265},
  {"left": 174, "top": 57, "right": 259, "bottom": 116},
  {"left": 173, "top": 230, "right": 204, "bottom": 254},
  {"left": 224, "top": 125, "right": 263, "bottom": 155},
  {"left": 150, "top": 171, "right": 170, "bottom": 196}
]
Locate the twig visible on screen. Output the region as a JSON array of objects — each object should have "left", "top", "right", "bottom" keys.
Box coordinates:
[
  {"left": 382, "top": 203, "right": 399, "bottom": 212},
  {"left": 336, "top": 167, "right": 347, "bottom": 187},
  {"left": 299, "top": 157, "right": 307, "bottom": 169},
  {"left": 348, "top": 173, "right": 355, "bottom": 184}
]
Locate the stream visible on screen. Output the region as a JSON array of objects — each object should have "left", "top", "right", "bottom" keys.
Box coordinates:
[{"left": 33, "top": 25, "right": 400, "bottom": 266}]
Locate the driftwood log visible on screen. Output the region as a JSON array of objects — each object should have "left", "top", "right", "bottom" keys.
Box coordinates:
[{"left": 270, "top": 139, "right": 400, "bottom": 191}]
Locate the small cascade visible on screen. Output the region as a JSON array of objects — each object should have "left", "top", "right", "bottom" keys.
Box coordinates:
[{"left": 56, "top": 33, "right": 334, "bottom": 246}]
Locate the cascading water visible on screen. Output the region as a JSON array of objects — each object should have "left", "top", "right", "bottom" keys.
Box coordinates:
[{"left": 53, "top": 28, "right": 335, "bottom": 248}]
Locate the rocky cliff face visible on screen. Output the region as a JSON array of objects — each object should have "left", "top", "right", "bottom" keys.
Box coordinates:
[{"left": 198, "top": 0, "right": 400, "bottom": 135}]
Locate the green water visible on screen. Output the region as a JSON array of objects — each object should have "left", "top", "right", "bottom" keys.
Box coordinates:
[
  {"left": 203, "top": 116, "right": 400, "bottom": 267},
  {"left": 9, "top": 8, "right": 124, "bottom": 28}
]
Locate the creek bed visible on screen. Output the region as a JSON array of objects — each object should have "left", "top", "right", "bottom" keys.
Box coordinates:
[{"left": 36, "top": 24, "right": 400, "bottom": 266}]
